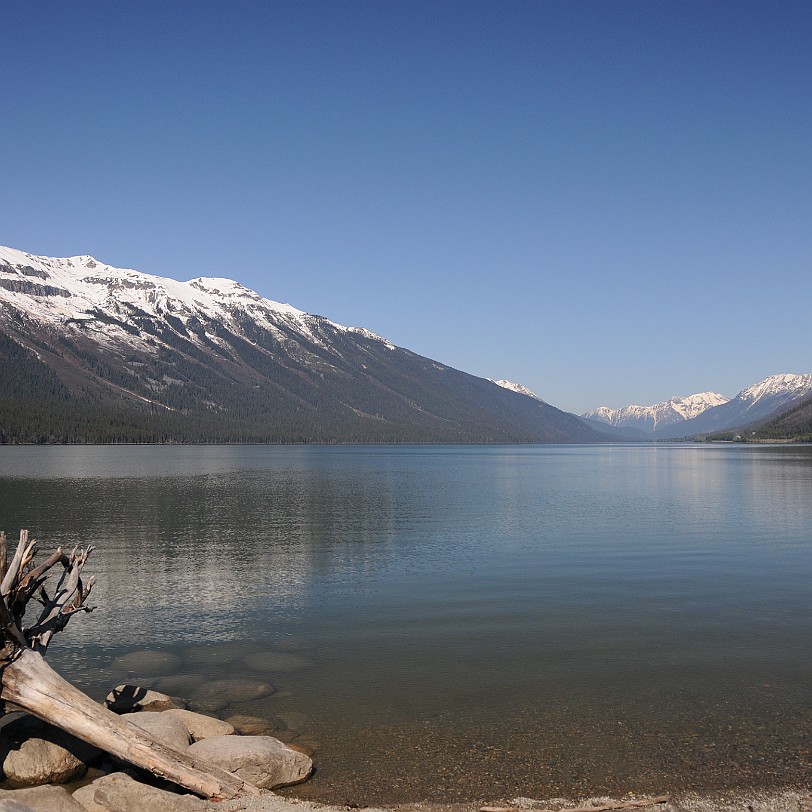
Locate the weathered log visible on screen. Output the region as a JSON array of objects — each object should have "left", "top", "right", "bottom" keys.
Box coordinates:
[
  {"left": 0, "top": 531, "right": 261, "bottom": 800},
  {"left": 1, "top": 648, "right": 258, "bottom": 800}
]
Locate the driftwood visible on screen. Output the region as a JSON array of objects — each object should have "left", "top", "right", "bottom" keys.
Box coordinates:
[
  {"left": 481, "top": 797, "right": 670, "bottom": 812},
  {"left": 0, "top": 530, "right": 260, "bottom": 800}
]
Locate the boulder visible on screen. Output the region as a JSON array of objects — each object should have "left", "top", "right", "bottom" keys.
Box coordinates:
[
  {"left": 223, "top": 713, "right": 282, "bottom": 736},
  {"left": 189, "top": 679, "right": 275, "bottom": 712},
  {"left": 242, "top": 651, "right": 311, "bottom": 673},
  {"left": 0, "top": 716, "right": 100, "bottom": 788},
  {"left": 124, "top": 713, "right": 191, "bottom": 752},
  {"left": 88, "top": 772, "right": 206, "bottom": 812},
  {"left": 162, "top": 710, "right": 234, "bottom": 741},
  {"left": 70, "top": 783, "right": 108, "bottom": 812},
  {"left": 183, "top": 642, "right": 255, "bottom": 665},
  {"left": 147, "top": 674, "right": 206, "bottom": 696},
  {"left": 187, "top": 735, "right": 312, "bottom": 789},
  {"left": 105, "top": 685, "right": 186, "bottom": 713},
  {"left": 111, "top": 650, "right": 181, "bottom": 676},
  {"left": 0, "top": 785, "right": 87, "bottom": 811}
]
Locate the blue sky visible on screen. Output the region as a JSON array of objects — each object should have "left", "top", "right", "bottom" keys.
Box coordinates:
[{"left": 3, "top": 0, "right": 810, "bottom": 414}]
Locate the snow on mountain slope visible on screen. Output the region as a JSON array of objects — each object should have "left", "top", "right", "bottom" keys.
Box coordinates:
[
  {"left": 653, "top": 373, "right": 812, "bottom": 438},
  {"left": 582, "top": 392, "right": 729, "bottom": 433},
  {"left": 0, "top": 245, "right": 394, "bottom": 352},
  {"left": 490, "top": 379, "right": 546, "bottom": 403},
  {"left": 0, "top": 244, "right": 604, "bottom": 444},
  {"left": 737, "top": 373, "right": 812, "bottom": 409}
]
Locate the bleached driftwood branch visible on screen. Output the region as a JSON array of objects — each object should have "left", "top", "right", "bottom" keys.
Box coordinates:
[{"left": 0, "top": 530, "right": 259, "bottom": 800}]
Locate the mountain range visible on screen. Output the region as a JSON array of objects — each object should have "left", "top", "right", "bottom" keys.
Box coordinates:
[
  {"left": 1, "top": 244, "right": 808, "bottom": 444},
  {"left": 0, "top": 246, "right": 602, "bottom": 444},
  {"left": 584, "top": 374, "right": 812, "bottom": 439}
]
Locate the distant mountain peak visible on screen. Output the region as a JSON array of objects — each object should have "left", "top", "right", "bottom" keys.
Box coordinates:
[
  {"left": 583, "top": 391, "right": 729, "bottom": 433},
  {"left": 738, "top": 373, "right": 812, "bottom": 406}
]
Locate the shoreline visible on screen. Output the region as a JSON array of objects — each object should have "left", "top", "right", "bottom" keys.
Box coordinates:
[{"left": 208, "top": 788, "right": 812, "bottom": 812}]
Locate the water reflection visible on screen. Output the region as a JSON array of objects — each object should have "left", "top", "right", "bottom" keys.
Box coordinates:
[{"left": 0, "top": 444, "right": 810, "bottom": 800}]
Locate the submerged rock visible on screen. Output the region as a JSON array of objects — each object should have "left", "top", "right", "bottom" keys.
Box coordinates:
[
  {"left": 111, "top": 650, "right": 181, "bottom": 676},
  {"left": 223, "top": 713, "right": 283, "bottom": 737},
  {"left": 190, "top": 678, "right": 275, "bottom": 712},
  {"left": 242, "top": 651, "right": 312, "bottom": 673},
  {"left": 183, "top": 642, "right": 256, "bottom": 665}
]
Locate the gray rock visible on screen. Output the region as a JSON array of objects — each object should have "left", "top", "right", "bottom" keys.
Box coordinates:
[
  {"left": 148, "top": 674, "right": 206, "bottom": 695},
  {"left": 105, "top": 685, "right": 187, "bottom": 713},
  {"left": 0, "top": 801, "right": 33, "bottom": 812},
  {"left": 91, "top": 772, "right": 206, "bottom": 812},
  {"left": 190, "top": 679, "right": 275, "bottom": 711},
  {"left": 0, "top": 785, "right": 86, "bottom": 811},
  {"left": 0, "top": 716, "right": 99, "bottom": 788},
  {"left": 125, "top": 713, "right": 191, "bottom": 752},
  {"left": 223, "top": 714, "right": 282, "bottom": 736},
  {"left": 111, "top": 650, "right": 181, "bottom": 676},
  {"left": 242, "top": 651, "right": 311, "bottom": 673},
  {"left": 70, "top": 784, "right": 107, "bottom": 812},
  {"left": 183, "top": 642, "right": 256, "bottom": 665},
  {"left": 187, "top": 735, "right": 312, "bottom": 789},
  {"left": 162, "top": 710, "right": 234, "bottom": 741}
]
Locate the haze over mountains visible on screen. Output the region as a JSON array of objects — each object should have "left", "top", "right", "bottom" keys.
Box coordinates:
[{"left": 0, "top": 245, "right": 601, "bottom": 444}]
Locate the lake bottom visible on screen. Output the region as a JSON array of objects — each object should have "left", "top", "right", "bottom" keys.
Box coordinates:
[{"left": 56, "top": 638, "right": 811, "bottom": 805}]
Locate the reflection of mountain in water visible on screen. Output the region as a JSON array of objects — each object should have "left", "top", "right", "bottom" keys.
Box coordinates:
[{"left": 5, "top": 460, "right": 408, "bottom": 653}]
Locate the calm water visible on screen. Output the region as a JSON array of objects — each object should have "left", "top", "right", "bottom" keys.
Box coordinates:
[{"left": 0, "top": 444, "right": 810, "bottom": 802}]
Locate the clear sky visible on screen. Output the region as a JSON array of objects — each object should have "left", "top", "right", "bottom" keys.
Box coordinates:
[{"left": 3, "top": 0, "right": 810, "bottom": 414}]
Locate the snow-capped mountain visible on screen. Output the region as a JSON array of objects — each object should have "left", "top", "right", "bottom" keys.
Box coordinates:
[
  {"left": 653, "top": 373, "right": 812, "bottom": 439},
  {"left": 0, "top": 245, "right": 392, "bottom": 354},
  {"left": 582, "top": 392, "right": 729, "bottom": 434},
  {"left": 0, "top": 245, "right": 602, "bottom": 444},
  {"left": 490, "top": 379, "right": 546, "bottom": 403}
]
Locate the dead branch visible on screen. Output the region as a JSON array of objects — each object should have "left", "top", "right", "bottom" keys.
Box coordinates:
[{"left": 0, "top": 530, "right": 260, "bottom": 800}]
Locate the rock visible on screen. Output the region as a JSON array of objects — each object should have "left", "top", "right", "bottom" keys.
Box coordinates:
[
  {"left": 190, "top": 679, "right": 275, "bottom": 711},
  {"left": 70, "top": 783, "right": 108, "bottom": 812},
  {"left": 124, "top": 713, "right": 191, "bottom": 752},
  {"left": 111, "top": 650, "right": 181, "bottom": 676},
  {"left": 276, "top": 711, "right": 309, "bottom": 730},
  {"left": 183, "top": 642, "right": 256, "bottom": 665},
  {"left": 105, "top": 685, "right": 187, "bottom": 713},
  {"left": 223, "top": 713, "right": 283, "bottom": 736},
  {"left": 89, "top": 772, "right": 206, "bottom": 812},
  {"left": 242, "top": 651, "right": 311, "bottom": 673},
  {"left": 0, "top": 801, "right": 32, "bottom": 812},
  {"left": 162, "top": 710, "right": 234, "bottom": 741},
  {"left": 286, "top": 742, "right": 315, "bottom": 757},
  {"left": 0, "top": 785, "right": 87, "bottom": 811},
  {"left": 187, "top": 735, "right": 312, "bottom": 789},
  {"left": 0, "top": 716, "right": 100, "bottom": 788},
  {"left": 147, "top": 674, "right": 206, "bottom": 695}
]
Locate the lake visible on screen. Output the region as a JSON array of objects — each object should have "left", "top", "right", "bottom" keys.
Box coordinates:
[{"left": 0, "top": 444, "right": 810, "bottom": 802}]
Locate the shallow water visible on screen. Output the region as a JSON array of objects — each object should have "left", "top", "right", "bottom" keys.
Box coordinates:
[{"left": 0, "top": 444, "right": 810, "bottom": 801}]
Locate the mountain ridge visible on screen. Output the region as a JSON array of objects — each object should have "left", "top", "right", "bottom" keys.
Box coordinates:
[
  {"left": 0, "top": 245, "right": 602, "bottom": 444},
  {"left": 583, "top": 392, "right": 729, "bottom": 433},
  {"left": 652, "top": 373, "right": 812, "bottom": 439}
]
